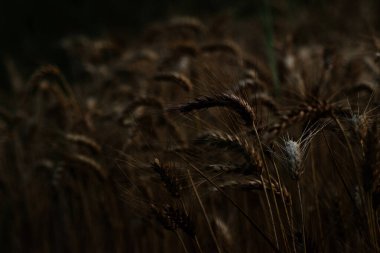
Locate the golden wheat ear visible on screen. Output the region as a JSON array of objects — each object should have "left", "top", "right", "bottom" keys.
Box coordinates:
[
  {"left": 151, "top": 158, "right": 183, "bottom": 198},
  {"left": 151, "top": 203, "right": 196, "bottom": 238},
  {"left": 194, "top": 131, "right": 263, "bottom": 175},
  {"left": 168, "top": 93, "right": 255, "bottom": 127},
  {"left": 153, "top": 72, "right": 193, "bottom": 92}
]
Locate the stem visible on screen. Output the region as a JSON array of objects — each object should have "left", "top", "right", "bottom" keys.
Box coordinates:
[
  {"left": 322, "top": 131, "right": 357, "bottom": 208},
  {"left": 297, "top": 181, "right": 306, "bottom": 253},
  {"left": 332, "top": 115, "right": 357, "bottom": 171},
  {"left": 272, "top": 158, "right": 296, "bottom": 253},
  {"left": 194, "top": 236, "right": 203, "bottom": 253},
  {"left": 187, "top": 170, "right": 222, "bottom": 253},
  {"left": 310, "top": 144, "right": 323, "bottom": 241},
  {"left": 259, "top": 174, "right": 280, "bottom": 249},
  {"left": 185, "top": 161, "right": 279, "bottom": 252},
  {"left": 252, "top": 122, "right": 280, "bottom": 249},
  {"left": 176, "top": 231, "right": 189, "bottom": 253}
]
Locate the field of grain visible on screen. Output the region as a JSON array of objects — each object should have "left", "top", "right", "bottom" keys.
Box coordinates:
[{"left": 1, "top": 1, "right": 380, "bottom": 252}]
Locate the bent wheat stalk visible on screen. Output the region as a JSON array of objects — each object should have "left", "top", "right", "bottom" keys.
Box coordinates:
[{"left": 169, "top": 93, "right": 255, "bottom": 127}]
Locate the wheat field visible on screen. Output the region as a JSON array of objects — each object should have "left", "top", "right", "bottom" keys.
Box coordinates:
[{"left": 1, "top": 2, "right": 380, "bottom": 252}]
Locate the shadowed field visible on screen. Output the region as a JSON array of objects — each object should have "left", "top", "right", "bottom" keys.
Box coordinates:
[{"left": 1, "top": 1, "right": 380, "bottom": 252}]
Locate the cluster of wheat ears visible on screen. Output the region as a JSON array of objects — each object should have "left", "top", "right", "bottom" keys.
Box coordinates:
[{"left": 1, "top": 16, "right": 380, "bottom": 252}]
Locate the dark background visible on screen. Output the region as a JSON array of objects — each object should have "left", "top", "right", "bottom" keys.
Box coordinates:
[
  {"left": 0, "top": 0, "right": 378, "bottom": 81},
  {"left": 0, "top": 0, "right": 327, "bottom": 57}
]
